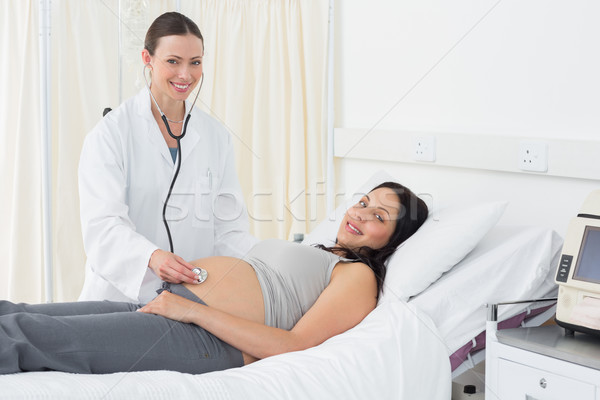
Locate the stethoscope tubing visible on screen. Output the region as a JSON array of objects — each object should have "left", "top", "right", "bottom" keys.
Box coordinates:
[
  {"left": 144, "top": 64, "right": 203, "bottom": 253},
  {"left": 160, "top": 113, "right": 191, "bottom": 253}
]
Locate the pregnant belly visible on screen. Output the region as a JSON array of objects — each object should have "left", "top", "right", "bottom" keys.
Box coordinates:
[{"left": 183, "top": 256, "right": 265, "bottom": 325}]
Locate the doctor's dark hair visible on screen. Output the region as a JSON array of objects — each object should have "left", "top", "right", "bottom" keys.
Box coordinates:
[
  {"left": 144, "top": 12, "right": 204, "bottom": 56},
  {"left": 317, "top": 182, "right": 428, "bottom": 296}
]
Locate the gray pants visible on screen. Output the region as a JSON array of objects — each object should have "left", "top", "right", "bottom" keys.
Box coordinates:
[{"left": 0, "top": 283, "right": 244, "bottom": 374}]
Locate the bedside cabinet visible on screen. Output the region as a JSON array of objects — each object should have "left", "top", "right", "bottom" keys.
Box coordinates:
[{"left": 486, "top": 324, "right": 600, "bottom": 400}]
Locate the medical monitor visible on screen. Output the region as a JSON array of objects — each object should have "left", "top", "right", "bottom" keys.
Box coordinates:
[
  {"left": 572, "top": 226, "right": 600, "bottom": 284},
  {"left": 555, "top": 189, "right": 600, "bottom": 336}
]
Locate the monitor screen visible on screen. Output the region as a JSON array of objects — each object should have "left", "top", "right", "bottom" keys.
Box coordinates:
[{"left": 573, "top": 226, "right": 600, "bottom": 284}]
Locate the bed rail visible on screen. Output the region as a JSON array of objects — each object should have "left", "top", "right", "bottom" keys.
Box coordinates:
[{"left": 486, "top": 297, "right": 558, "bottom": 322}]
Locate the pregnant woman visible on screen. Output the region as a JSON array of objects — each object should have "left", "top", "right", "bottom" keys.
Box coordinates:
[{"left": 0, "top": 182, "right": 427, "bottom": 375}]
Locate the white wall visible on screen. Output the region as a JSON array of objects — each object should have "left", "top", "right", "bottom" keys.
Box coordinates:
[
  {"left": 333, "top": 0, "right": 600, "bottom": 237},
  {"left": 335, "top": 0, "right": 600, "bottom": 136}
]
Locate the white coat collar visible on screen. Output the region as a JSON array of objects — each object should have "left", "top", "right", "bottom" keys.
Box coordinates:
[{"left": 134, "top": 88, "right": 201, "bottom": 169}]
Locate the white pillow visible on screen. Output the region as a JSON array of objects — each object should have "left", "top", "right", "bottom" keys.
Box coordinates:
[
  {"left": 302, "top": 170, "right": 507, "bottom": 303},
  {"left": 378, "top": 199, "right": 507, "bottom": 303}
]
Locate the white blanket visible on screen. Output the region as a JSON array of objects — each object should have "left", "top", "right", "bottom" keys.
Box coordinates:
[{"left": 0, "top": 301, "right": 450, "bottom": 400}]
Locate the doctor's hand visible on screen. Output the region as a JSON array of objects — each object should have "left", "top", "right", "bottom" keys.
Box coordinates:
[{"left": 148, "top": 249, "right": 199, "bottom": 284}]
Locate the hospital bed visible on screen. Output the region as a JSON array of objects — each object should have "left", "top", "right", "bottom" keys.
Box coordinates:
[{"left": 0, "top": 172, "right": 562, "bottom": 400}]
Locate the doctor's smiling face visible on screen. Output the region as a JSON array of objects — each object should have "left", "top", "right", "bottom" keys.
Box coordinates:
[
  {"left": 142, "top": 12, "right": 205, "bottom": 108},
  {"left": 336, "top": 187, "right": 401, "bottom": 251},
  {"left": 142, "top": 34, "right": 204, "bottom": 105}
]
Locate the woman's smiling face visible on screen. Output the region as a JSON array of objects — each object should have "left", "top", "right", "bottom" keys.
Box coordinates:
[
  {"left": 142, "top": 33, "right": 204, "bottom": 104},
  {"left": 336, "top": 187, "right": 401, "bottom": 251}
]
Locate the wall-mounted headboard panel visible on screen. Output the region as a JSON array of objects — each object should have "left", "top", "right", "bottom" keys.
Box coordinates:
[{"left": 334, "top": 128, "right": 600, "bottom": 180}]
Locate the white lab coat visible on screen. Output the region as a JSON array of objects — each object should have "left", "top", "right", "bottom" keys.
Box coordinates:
[{"left": 78, "top": 89, "right": 257, "bottom": 303}]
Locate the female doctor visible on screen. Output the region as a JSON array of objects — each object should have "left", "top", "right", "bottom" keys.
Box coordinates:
[{"left": 78, "top": 12, "right": 257, "bottom": 303}]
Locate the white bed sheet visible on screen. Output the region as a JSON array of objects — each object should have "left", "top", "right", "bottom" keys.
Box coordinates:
[
  {"left": 0, "top": 301, "right": 451, "bottom": 400},
  {"left": 411, "top": 224, "right": 563, "bottom": 354}
]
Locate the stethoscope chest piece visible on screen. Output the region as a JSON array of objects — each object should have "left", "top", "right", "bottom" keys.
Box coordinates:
[{"left": 192, "top": 267, "right": 208, "bottom": 284}]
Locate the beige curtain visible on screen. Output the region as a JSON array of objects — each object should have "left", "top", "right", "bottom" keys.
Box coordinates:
[
  {"left": 1, "top": 0, "right": 329, "bottom": 302},
  {"left": 185, "top": 0, "right": 330, "bottom": 239},
  {"left": 52, "top": 1, "right": 121, "bottom": 302},
  {"left": 0, "top": 1, "right": 44, "bottom": 303}
]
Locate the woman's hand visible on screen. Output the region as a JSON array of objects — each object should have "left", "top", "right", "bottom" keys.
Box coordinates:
[
  {"left": 138, "top": 290, "right": 200, "bottom": 324},
  {"left": 148, "top": 249, "right": 199, "bottom": 284}
]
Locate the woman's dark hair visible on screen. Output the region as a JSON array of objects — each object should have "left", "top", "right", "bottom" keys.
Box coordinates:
[
  {"left": 318, "top": 182, "right": 428, "bottom": 296},
  {"left": 144, "top": 12, "right": 203, "bottom": 56}
]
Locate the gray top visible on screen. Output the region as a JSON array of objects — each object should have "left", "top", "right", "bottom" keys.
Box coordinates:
[{"left": 243, "top": 239, "right": 343, "bottom": 330}]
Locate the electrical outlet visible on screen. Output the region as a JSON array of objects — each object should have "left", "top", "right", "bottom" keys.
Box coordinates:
[
  {"left": 413, "top": 136, "right": 436, "bottom": 162},
  {"left": 518, "top": 141, "right": 548, "bottom": 172}
]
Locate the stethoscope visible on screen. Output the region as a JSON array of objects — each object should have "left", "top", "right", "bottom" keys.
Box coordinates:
[{"left": 144, "top": 64, "right": 208, "bottom": 283}]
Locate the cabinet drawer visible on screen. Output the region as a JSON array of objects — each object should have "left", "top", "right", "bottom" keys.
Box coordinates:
[{"left": 497, "top": 358, "right": 596, "bottom": 400}]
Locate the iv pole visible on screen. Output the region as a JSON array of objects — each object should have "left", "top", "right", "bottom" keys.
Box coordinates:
[
  {"left": 326, "top": 0, "right": 335, "bottom": 214},
  {"left": 39, "top": 0, "right": 54, "bottom": 303}
]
